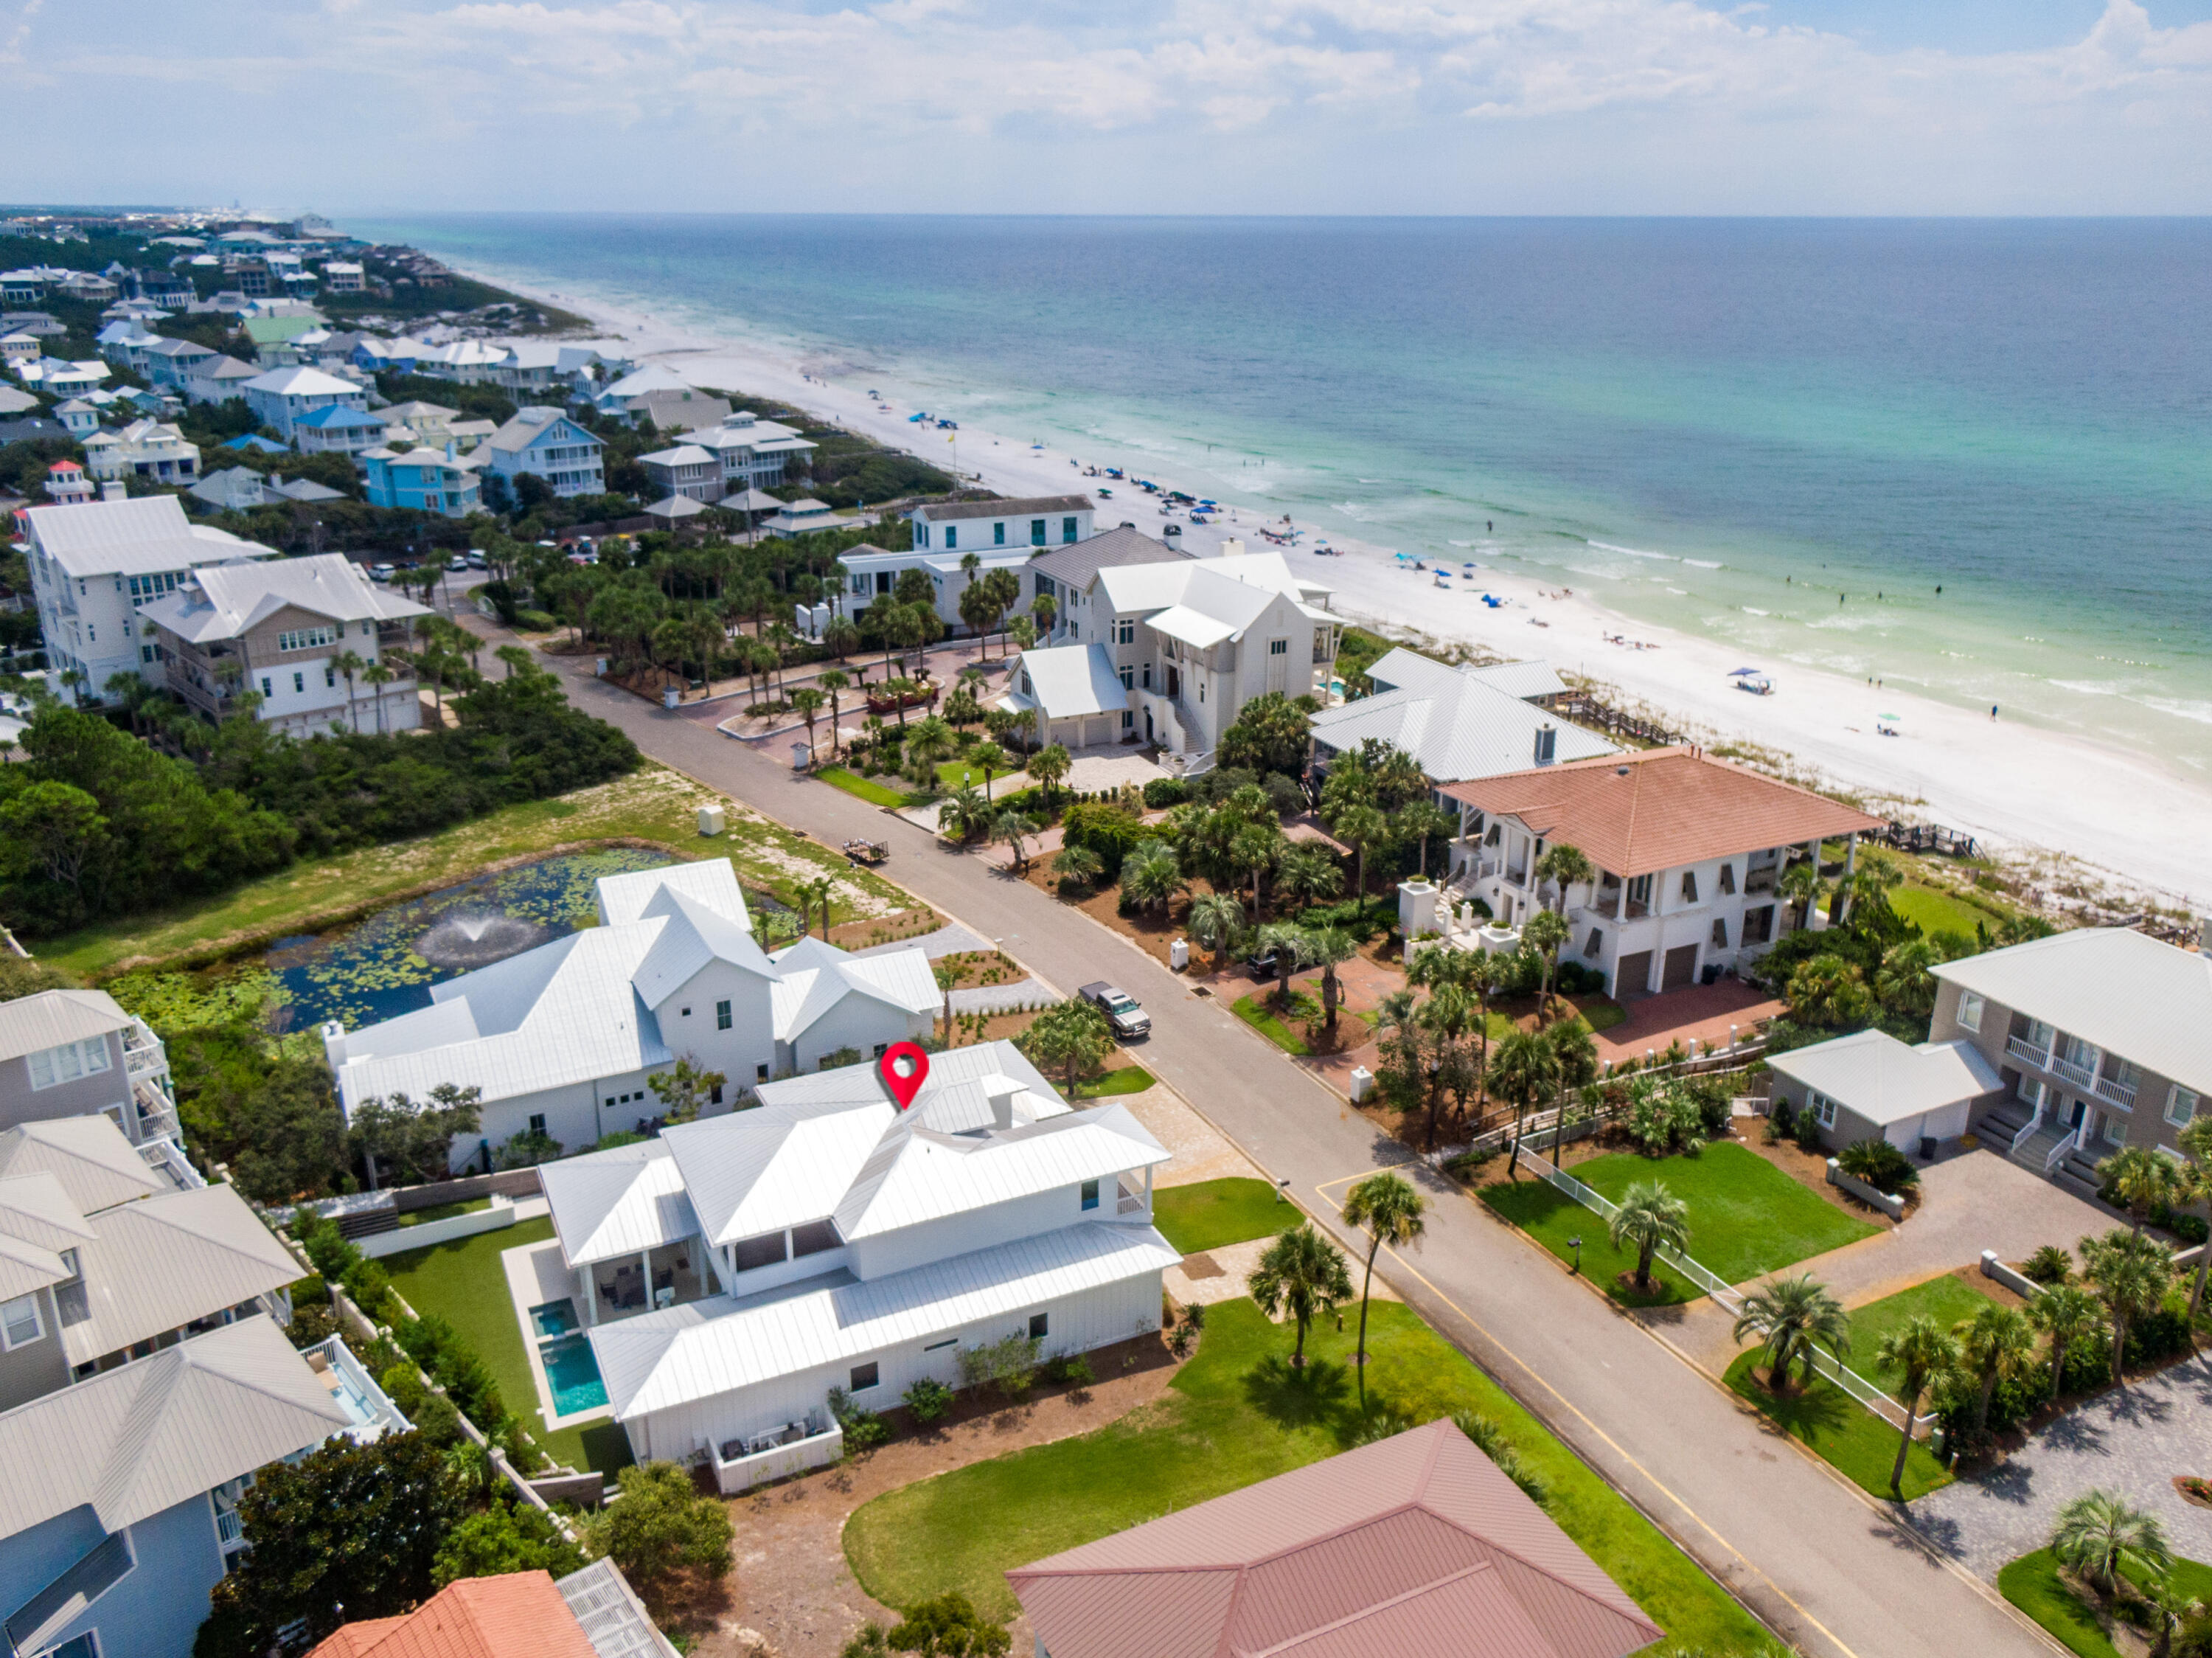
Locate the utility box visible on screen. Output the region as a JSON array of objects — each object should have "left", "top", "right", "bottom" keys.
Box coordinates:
[
  {"left": 1169, "top": 938, "right": 1189, "bottom": 971},
  {"left": 662, "top": 686, "right": 681, "bottom": 710},
  {"left": 698, "top": 805, "right": 726, "bottom": 837},
  {"left": 1349, "top": 1066, "right": 1374, "bottom": 1103},
  {"left": 792, "top": 742, "right": 812, "bottom": 771}
]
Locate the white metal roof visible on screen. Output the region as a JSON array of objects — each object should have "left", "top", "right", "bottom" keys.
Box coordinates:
[
  {"left": 56, "top": 1183, "right": 303, "bottom": 1367},
  {"left": 1006, "top": 642, "right": 1130, "bottom": 721},
  {"left": 1145, "top": 603, "right": 1238, "bottom": 649},
  {"left": 0, "top": 1315, "right": 347, "bottom": 1539},
  {"left": 591, "top": 1220, "right": 1180, "bottom": 1420},
  {"left": 1767, "top": 1030, "right": 2003, "bottom": 1127},
  {"left": 0, "top": 1119, "right": 159, "bottom": 1216},
  {"left": 769, "top": 948, "right": 938, "bottom": 1045},
  {"left": 241, "top": 365, "right": 358, "bottom": 397},
  {"left": 1930, "top": 928, "right": 2212, "bottom": 1096},
  {"left": 540, "top": 1140, "right": 700, "bottom": 1266},
  {"left": 629, "top": 891, "right": 775, "bottom": 1007},
  {"left": 139, "top": 552, "right": 428, "bottom": 643},
  {"left": 639, "top": 444, "right": 715, "bottom": 468},
  {"left": 0, "top": 988, "right": 133, "bottom": 1064},
  {"left": 21, "top": 494, "right": 276, "bottom": 580},
  {"left": 1463, "top": 659, "right": 1569, "bottom": 701},
  {"left": 1310, "top": 671, "right": 1616, "bottom": 784}
]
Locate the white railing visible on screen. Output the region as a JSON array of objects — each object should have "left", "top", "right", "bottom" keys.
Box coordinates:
[
  {"left": 2008, "top": 1111, "right": 2045, "bottom": 1157},
  {"left": 2006, "top": 1035, "right": 2052, "bottom": 1068},
  {"left": 2045, "top": 1122, "right": 2087, "bottom": 1176},
  {"left": 2048, "top": 1049, "right": 2098, "bottom": 1089},
  {"left": 215, "top": 1505, "right": 243, "bottom": 1547},
  {"left": 138, "top": 1136, "right": 205, "bottom": 1190},
  {"left": 2093, "top": 1073, "right": 2138, "bottom": 1109},
  {"left": 710, "top": 1421, "right": 841, "bottom": 1495},
  {"left": 1521, "top": 1158, "right": 1936, "bottom": 1435}
]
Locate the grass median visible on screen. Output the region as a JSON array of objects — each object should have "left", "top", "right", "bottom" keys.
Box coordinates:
[
  {"left": 1721, "top": 1349, "right": 1950, "bottom": 1501},
  {"left": 1231, "top": 992, "right": 1311, "bottom": 1055}
]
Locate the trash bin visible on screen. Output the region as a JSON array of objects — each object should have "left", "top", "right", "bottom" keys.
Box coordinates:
[
  {"left": 1701, "top": 963, "right": 1722, "bottom": 985},
  {"left": 662, "top": 686, "right": 681, "bottom": 710},
  {"left": 1919, "top": 1134, "right": 1937, "bottom": 1161}
]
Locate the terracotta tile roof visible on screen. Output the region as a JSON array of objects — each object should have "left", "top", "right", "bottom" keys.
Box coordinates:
[
  {"left": 1006, "top": 1418, "right": 1663, "bottom": 1658},
  {"left": 305, "top": 1572, "right": 599, "bottom": 1658},
  {"left": 1439, "top": 746, "right": 1885, "bottom": 878}
]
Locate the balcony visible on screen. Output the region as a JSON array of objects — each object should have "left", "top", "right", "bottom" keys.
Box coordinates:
[
  {"left": 2006, "top": 1035, "right": 2052, "bottom": 1069},
  {"left": 1744, "top": 872, "right": 1778, "bottom": 897},
  {"left": 2048, "top": 1052, "right": 2098, "bottom": 1090},
  {"left": 2094, "top": 1073, "right": 2138, "bottom": 1109}
]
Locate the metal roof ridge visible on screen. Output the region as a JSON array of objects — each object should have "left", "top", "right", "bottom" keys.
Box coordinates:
[{"left": 1233, "top": 1562, "right": 1506, "bottom": 1658}]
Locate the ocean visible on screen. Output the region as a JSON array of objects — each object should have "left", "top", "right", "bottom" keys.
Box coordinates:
[{"left": 348, "top": 215, "right": 2212, "bottom": 774}]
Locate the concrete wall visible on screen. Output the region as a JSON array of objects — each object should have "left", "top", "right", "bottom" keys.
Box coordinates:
[{"left": 355, "top": 1195, "right": 518, "bottom": 1259}]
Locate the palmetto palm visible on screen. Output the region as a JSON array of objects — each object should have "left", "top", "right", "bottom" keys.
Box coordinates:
[
  {"left": 1778, "top": 860, "right": 1823, "bottom": 931},
  {"left": 1393, "top": 800, "right": 1456, "bottom": 880},
  {"left": 1953, "top": 1301, "right": 2037, "bottom": 1435},
  {"left": 815, "top": 669, "right": 849, "bottom": 756},
  {"left": 1488, "top": 1026, "right": 1559, "bottom": 1176},
  {"left": 2099, "top": 1145, "right": 2183, "bottom": 1238},
  {"left": 1416, "top": 983, "right": 1478, "bottom": 1149},
  {"left": 1120, "top": 840, "right": 1186, "bottom": 916},
  {"left": 992, "top": 810, "right": 1039, "bottom": 874},
  {"left": 361, "top": 661, "right": 394, "bottom": 733},
  {"left": 2050, "top": 1489, "right": 2171, "bottom": 1595},
  {"left": 2028, "top": 1283, "right": 2102, "bottom": 1404},
  {"left": 2178, "top": 1117, "right": 2212, "bottom": 1323},
  {"left": 1187, "top": 892, "right": 1244, "bottom": 975},
  {"left": 1369, "top": 744, "right": 1428, "bottom": 808},
  {"left": 1874, "top": 1316, "right": 1958, "bottom": 1495},
  {"left": 905, "top": 715, "right": 957, "bottom": 769},
  {"left": 1521, "top": 907, "right": 1573, "bottom": 1024},
  {"left": 1247, "top": 1223, "right": 1354, "bottom": 1369},
  {"left": 1231, "top": 823, "right": 1281, "bottom": 919},
  {"left": 1329, "top": 801, "right": 1390, "bottom": 915},
  {"left": 1545, "top": 1019, "right": 1599, "bottom": 1167},
  {"left": 1028, "top": 742, "right": 1071, "bottom": 806},
  {"left": 1874, "top": 938, "right": 1941, "bottom": 1020},
  {"left": 2081, "top": 1228, "right": 2174, "bottom": 1386},
  {"left": 1051, "top": 844, "right": 1104, "bottom": 889},
  {"left": 1533, "top": 842, "right": 1595, "bottom": 914},
  {"left": 1608, "top": 1180, "right": 1689, "bottom": 1295},
  {"left": 940, "top": 785, "right": 990, "bottom": 842},
  {"left": 1256, "top": 920, "right": 1315, "bottom": 1012},
  {"left": 1275, "top": 844, "right": 1345, "bottom": 911},
  {"left": 1305, "top": 926, "right": 1358, "bottom": 1038},
  {"left": 971, "top": 742, "right": 1010, "bottom": 803},
  {"left": 1733, "top": 1274, "right": 1850, "bottom": 1391},
  {"left": 333, "top": 648, "right": 365, "bottom": 732},
  {"left": 790, "top": 687, "right": 827, "bottom": 763},
  {"left": 1342, "top": 1173, "right": 1426, "bottom": 1402}
]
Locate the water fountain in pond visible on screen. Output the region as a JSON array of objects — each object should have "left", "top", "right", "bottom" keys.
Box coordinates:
[{"left": 414, "top": 908, "right": 549, "bottom": 969}]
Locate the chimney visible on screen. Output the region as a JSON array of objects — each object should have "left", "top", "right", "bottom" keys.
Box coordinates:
[
  {"left": 985, "top": 1075, "right": 1021, "bottom": 1131},
  {"left": 445, "top": 440, "right": 456, "bottom": 461},
  {"left": 100, "top": 480, "right": 126, "bottom": 502},
  {"left": 1533, "top": 721, "right": 1557, "bottom": 766},
  {"left": 1218, "top": 538, "right": 1245, "bottom": 558}
]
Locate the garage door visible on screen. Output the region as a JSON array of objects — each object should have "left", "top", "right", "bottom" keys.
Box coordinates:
[
  {"left": 1661, "top": 944, "right": 1700, "bottom": 991},
  {"left": 1615, "top": 951, "right": 1652, "bottom": 998}
]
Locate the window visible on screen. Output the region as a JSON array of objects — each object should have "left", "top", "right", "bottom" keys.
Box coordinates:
[
  {"left": 2103, "top": 1114, "right": 2128, "bottom": 1147},
  {"left": 142, "top": 644, "right": 156, "bottom": 664},
  {"left": 1625, "top": 873, "right": 1652, "bottom": 909},
  {"left": 1121, "top": 710, "right": 1135, "bottom": 730},
  {"left": 1743, "top": 904, "right": 1775, "bottom": 945},
  {"left": 1029, "top": 1312, "right": 1049, "bottom": 1339},
  {"left": 1115, "top": 618, "right": 1134, "bottom": 645},
  {"left": 1118, "top": 666, "right": 1133, "bottom": 689},
  {"left": 1955, "top": 991, "right": 1984, "bottom": 1033},
  {"left": 2169, "top": 1086, "right": 2200, "bottom": 1128},
  {"left": 1080, "top": 1179, "right": 1099, "bottom": 1211},
  {"left": 324, "top": 667, "right": 335, "bottom": 688},
  {"left": 1717, "top": 863, "right": 1736, "bottom": 895},
  {"left": 849, "top": 1361, "right": 880, "bottom": 1391},
  {"left": 756, "top": 1062, "right": 770, "bottom": 1081},
  {"left": 1584, "top": 928, "right": 1602, "bottom": 957},
  {"left": 1063, "top": 516, "right": 1079, "bottom": 543},
  {"left": 710, "top": 1082, "right": 723, "bottom": 1106},
  {"left": 717, "top": 999, "right": 732, "bottom": 1030},
  {"left": 1812, "top": 1091, "right": 1837, "bottom": 1129},
  {"left": 1029, "top": 518, "right": 1046, "bottom": 547},
  {"left": 259, "top": 676, "right": 271, "bottom": 698},
  {"left": 1, "top": 1292, "right": 43, "bottom": 1350},
  {"left": 1680, "top": 870, "right": 1700, "bottom": 902},
  {"left": 28, "top": 1036, "right": 111, "bottom": 1090},
  {"left": 732, "top": 1232, "right": 787, "bottom": 1272},
  {"left": 946, "top": 526, "right": 959, "bottom": 549},
  {"left": 1141, "top": 664, "right": 1152, "bottom": 689},
  {"left": 278, "top": 625, "right": 337, "bottom": 651},
  {"left": 528, "top": 1113, "right": 547, "bottom": 1135},
  {"left": 923, "top": 1336, "right": 958, "bottom": 1352},
  {"left": 41, "top": 1635, "right": 100, "bottom": 1658},
  {"left": 1269, "top": 637, "right": 1287, "bottom": 656},
  {"left": 1711, "top": 918, "right": 1728, "bottom": 948},
  {"left": 2015, "top": 1073, "right": 2044, "bottom": 1108},
  {"left": 292, "top": 671, "right": 305, "bottom": 693}
]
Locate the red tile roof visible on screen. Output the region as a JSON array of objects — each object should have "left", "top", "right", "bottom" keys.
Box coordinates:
[
  {"left": 1439, "top": 746, "right": 1884, "bottom": 878},
  {"left": 1006, "top": 1418, "right": 1663, "bottom": 1658},
  {"left": 305, "top": 1572, "right": 600, "bottom": 1658}
]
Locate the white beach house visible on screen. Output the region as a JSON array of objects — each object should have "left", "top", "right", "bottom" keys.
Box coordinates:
[
  {"left": 538, "top": 1041, "right": 1175, "bottom": 1490},
  {"left": 1310, "top": 648, "right": 1616, "bottom": 787},
  {"left": 321, "top": 861, "right": 936, "bottom": 1169}
]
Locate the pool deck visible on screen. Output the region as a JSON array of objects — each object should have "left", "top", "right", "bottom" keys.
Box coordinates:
[{"left": 500, "top": 1237, "right": 616, "bottom": 1435}]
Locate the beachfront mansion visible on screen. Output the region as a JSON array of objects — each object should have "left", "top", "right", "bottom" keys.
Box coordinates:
[{"left": 321, "top": 860, "right": 936, "bottom": 1168}]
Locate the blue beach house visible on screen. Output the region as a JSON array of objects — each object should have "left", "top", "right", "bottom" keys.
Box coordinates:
[
  {"left": 290, "top": 403, "right": 388, "bottom": 458},
  {"left": 363, "top": 445, "right": 484, "bottom": 517}
]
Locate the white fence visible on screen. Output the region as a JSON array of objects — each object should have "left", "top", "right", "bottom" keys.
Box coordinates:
[
  {"left": 355, "top": 1195, "right": 518, "bottom": 1258},
  {"left": 1523, "top": 1159, "right": 1935, "bottom": 1436},
  {"left": 710, "top": 1422, "right": 842, "bottom": 1494}
]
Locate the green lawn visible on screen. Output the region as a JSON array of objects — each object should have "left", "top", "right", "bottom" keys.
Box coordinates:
[
  {"left": 817, "top": 766, "right": 911, "bottom": 808},
  {"left": 1074, "top": 1066, "right": 1155, "bottom": 1099},
  {"left": 1480, "top": 1143, "right": 1878, "bottom": 1307},
  {"left": 1722, "top": 1350, "right": 1951, "bottom": 1500},
  {"left": 1152, "top": 1178, "right": 1293, "bottom": 1254},
  {"left": 1231, "top": 993, "right": 1311, "bottom": 1055},
  {"left": 397, "top": 1196, "right": 492, "bottom": 1227},
  {"left": 935, "top": 759, "right": 1025, "bottom": 793},
  {"left": 844, "top": 1298, "right": 1770, "bottom": 1651},
  {"left": 1995, "top": 1550, "right": 2212, "bottom": 1658},
  {"left": 1569, "top": 998, "right": 1629, "bottom": 1033},
  {"left": 1843, "top": 1274, "right": 1997, "bottom": 1398},
  {"left": 1891, "top": 883, "right": 2008, "bottom": 941},
  {"left": 380, "top": 1218, "right": 633, "bottom": 1478}
]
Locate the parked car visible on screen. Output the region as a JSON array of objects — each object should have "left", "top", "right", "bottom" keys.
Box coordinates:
[
  {"left": 368, "top": 562, "right": 396, "bottom": 583},
  {"left": 1078, "top": 982, "right": 1150, "bottom": 1039},
  {"left": 465, "top": 549, "right": 489, "bottom": 569},
  {"left": 447, "top": 553, "right": 468, "bottom": 571},
  {"left": 1245, "top": 943, "right": 1283, "bottom": 979}
]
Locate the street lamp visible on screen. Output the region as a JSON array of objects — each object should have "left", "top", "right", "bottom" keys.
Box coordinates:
[{"left": 1568, "top": 1235, "right": 1583, "bottom": 1276}]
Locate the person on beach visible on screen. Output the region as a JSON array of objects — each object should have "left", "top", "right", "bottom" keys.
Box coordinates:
[{"left": 1992, "top": 704, "right": 1999, "bottom": 719}]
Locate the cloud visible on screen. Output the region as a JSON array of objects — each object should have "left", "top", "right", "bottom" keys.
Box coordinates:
[{"left": 10, "top": 0, "right": 2212, "bottom": 209}]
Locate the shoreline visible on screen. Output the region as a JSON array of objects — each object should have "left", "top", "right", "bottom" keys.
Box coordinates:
[{"left": 461, "top": 260, "right": 2208, "bottom": 913}]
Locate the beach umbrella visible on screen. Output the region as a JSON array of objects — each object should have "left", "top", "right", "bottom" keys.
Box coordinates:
[{"left": 1727, "top": 667, "right": 1764, "bottom": 677}]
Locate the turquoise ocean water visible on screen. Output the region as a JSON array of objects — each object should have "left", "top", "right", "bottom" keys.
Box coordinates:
[{"left": 351, "top": 215, "right": 2212, "bottom": 775}]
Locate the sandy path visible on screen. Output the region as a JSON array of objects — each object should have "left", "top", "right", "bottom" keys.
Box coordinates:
[{"left": 493, "top": 277, "right": 2209, "bottom": 909}]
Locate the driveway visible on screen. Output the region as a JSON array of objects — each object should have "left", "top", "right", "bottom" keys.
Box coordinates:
[
  {"left": 473, "top": 618, "right": 2052, "bottom": 1658},
  {"left": 1910, "top": 1356, "right": 2212, "bottom": 1580}
]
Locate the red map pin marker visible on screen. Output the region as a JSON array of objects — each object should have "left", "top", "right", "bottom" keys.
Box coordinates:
[{"left": 878, "top": 1042, "right": 929, "bottom": 1111}]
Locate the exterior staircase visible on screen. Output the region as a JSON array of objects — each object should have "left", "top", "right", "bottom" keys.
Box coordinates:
[{"left": 1975, "top": 1098, "right": 2101, "bottom": 1193}]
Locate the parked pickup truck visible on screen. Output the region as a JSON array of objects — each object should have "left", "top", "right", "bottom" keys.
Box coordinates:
[{"left": 1078, "top": 982, "right": 1150, "bottom": 1040}]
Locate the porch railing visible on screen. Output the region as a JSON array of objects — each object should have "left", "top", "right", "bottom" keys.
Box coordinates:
[
  {"left": 2008, "top": 1112, "right": 2044, "bottom": 1157},
  {"left": 2045, "top": 1121, "right": 2089, "bottom": 1176},
  {"left": 2093, "top": 1073, "right": 2138, "bottom": 1109},
  {"left": 2006, "top": 1035, "right": 2051, "bottom": 1069},
  {"left": 2048, "top": 1052, "right": 2098, "bottom": 1090}
]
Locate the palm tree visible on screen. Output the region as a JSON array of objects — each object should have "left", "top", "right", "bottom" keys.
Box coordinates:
[
  {"left": 1874, "top": 938, "right": 1943, "bottom": 1020},
  {"left": 1874, "top": 1316, "right": 1958, "bottom": 1496},
  {"left": 2081, "top": 1229, "right": 2174, "bottom": 1387},
  {"left": 972, "top": 741, "right": 1009, "bottom": 804},
  {"left": 1275, "top": 844, "right": 1344, "bottom": 912},
  {"left": 1256, "top": 920, "right": 1314, "bottom": 1013},
  {"left": 1953, "top": 1302, "right": 2037, "bottom": 1435},
  {"left": 361, "top": 660, "right": 395, "bottom": 734},
  {"left": 992, "top": 809, "right": 1039, "bottom": 874},
  {"left": 1028, "top": 742, "right": 1071, "bottom": 808},
  {"left": 1306, "top": 926, "right": 1358, "bottom": 1038},
  {"left": 1545, "top": 1019, "right": 1600, "bottom": 1168},
  {"left": 802, "top": 875, "right": 836, "bottom": 940},
  {"left": 1369, "top": 744, "right": 1427, "bottom": 808},
  {"left": 1231, "top": 823, "right": 1281, "bottom": 920},
  {"left": 1533, "top": 842, "right": 1595, "bottom": 914},
  {"left": 1120, "top": 840, "right": 1187, "bottom": 917},
  {"left": 1608, "top": 1179, "right": 1688, "bottom": 1295},
  {"left": 2100, "top": 1145, "right": 2182, "bottom": 1238},
  {"left": 933, "top": 959, "right": 959, "bottom": 1042},
  {"left": 939, "top": 785, "right": 990, "bottom": 843},
  {"left": 1342, "top": 1173, "right": 1425, "bottom": 1403},
  {"left": 333, "top": 648, "right": 365, "bottom": 732},
  {"left": 1733, "top": 1274, "right": 1850, "bottom": 1393},
  {"left": 2178, "top": 1118, "right": 2212, "bottom": 1323},
  {"left": 2028, "top": 1283, "right": 2102, "bottom": 1405},
  {"left": 2050, "top": 1489, "right": 2170, "bottom": 1597},
  {"left": 1051, "top": 844, "right": 1103, "bottom": 890},
  {"left": 494, "top": 643, "right": 532, "bottom": 681},
  {"left": 1521, "top": 907, "right": 1573, "bottom": 1023},
  {"left": 1394, "top": 800, "right": 1457, "bottom": 880},
  {"left": 2143, "top": 1575, "right": 2203, "bottom": 1658},
  {"left": 790, "top": 687, "right": 827, "bottom": 764},
  {"left": 1779, "top": 861, "right": 1823, "bottom": 932},
  {"left": 1488, "top": 1027, "right": 1559, "bottom": 1176},
  {"left": 1329, "top": 801, "right": 1390, "bottom": 915},
  {"left": 1247, "top": 1224, "right": 1354, "bottom": 1369},
  {"left": 816, "top": 669, "right": 849, "bottom": 757},
  {"left": 1187, "top": 891, "right": 1244, "bottom": 976}
]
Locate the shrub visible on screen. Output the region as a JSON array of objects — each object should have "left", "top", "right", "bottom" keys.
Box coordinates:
[
  {"left": 827, "top": 1386, "right": 892, "bottom": 1451},
  {"left": 1443, "top": 1145, "right": 1496, "bottom": 1179},
  {"left": 2125, "top": 1303, "right": 2194, "bottom": 1368},
  {"left": 1451, "top": 1411, "right": 1549, "bottom": 1505},
  {"left": 514, "top": 608, "right": 559, "bottom": 632},
  {"left": 901, "top": 1376, "right": 954, "bottom": 1424},
  {"left": 2023, "top": 1244, "right": 2073, "bottom": 1286},
  {"left": 1043, "top": 1353, "right": 1094, "bottom": 1388},
  {"left": 1142, "top": 777, "right": 1189, "bottom": 808},
  {"left": 958, "top": 1332, "right": 1043, "bottom": 1399},
  {"left": 1837, "top": 1136, "right": 1920, "bottom": 1196},
  {"left": 1624, "top": 1078, "right": 1705, "bottom": 1156}
]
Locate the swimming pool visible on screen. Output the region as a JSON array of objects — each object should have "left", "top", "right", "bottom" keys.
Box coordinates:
[
  {"left": 529, "top": 1298, "right": 579, "bottom": 1339},
  {"left": 540, "top": 1333, "right": 609, "bottom": 1416}
]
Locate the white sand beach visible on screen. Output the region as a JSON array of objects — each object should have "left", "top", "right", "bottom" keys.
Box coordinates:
[{"left": 500, "top": 277, "right": 2208, "bottom": 911}]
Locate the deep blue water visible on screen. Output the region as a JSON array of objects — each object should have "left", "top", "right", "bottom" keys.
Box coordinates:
[{"left": 350, "top": 215, "right": 2212, "bottom": 769}]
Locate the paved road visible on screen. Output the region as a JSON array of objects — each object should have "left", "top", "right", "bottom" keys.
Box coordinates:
[{"left": 496, "top": 632, "right": 2051, "bottom": 1658}]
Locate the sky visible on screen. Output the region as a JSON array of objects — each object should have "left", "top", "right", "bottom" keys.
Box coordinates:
[{"left": 7, "top": 0, "right": 2212, "bottom": 215}]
